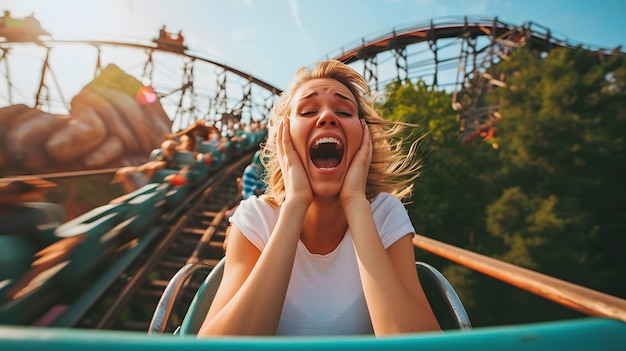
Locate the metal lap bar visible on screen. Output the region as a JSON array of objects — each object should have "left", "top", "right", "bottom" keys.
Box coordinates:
[
  {"left": 148, "top": 262, "right": 213, "bottom": 334},
  {"left": 416, "top": 261, "right": 472, "bottom": 330}
]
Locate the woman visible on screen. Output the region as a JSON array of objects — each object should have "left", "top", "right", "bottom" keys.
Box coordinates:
[{"left": 198, "top": 60, "right": 440, "bottom": 337}]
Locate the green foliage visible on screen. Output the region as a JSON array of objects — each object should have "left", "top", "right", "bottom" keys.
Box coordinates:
[
  {"left": 493, "top": 46, "right": 626, "bottom": 294},
  {"left": 384, "top": 45, "right": 626, "bottom": 327},
  {"left": 383, "top": 80, "right": 500, "bottom": 249}
]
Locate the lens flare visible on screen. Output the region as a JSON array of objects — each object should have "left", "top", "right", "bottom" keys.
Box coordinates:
[{"left": 136, "top": 86, "right": 157, "bottom": 104}]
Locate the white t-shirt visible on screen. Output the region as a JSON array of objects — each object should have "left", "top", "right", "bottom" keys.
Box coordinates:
[{"left": 230, "top": 192, "right": 415, "bottom": 336}]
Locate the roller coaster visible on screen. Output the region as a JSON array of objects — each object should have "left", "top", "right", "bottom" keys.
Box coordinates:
[{"left": 0, "top": 13, "right": 625, "bottom": 350}]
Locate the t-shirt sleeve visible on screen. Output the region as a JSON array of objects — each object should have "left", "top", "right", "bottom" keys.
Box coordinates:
[
  {"left": 371, "top": 193, "right": 416, "bottom": 249},
  {"left": 230, "top": 196, "right": 275, "bottom": 251}
]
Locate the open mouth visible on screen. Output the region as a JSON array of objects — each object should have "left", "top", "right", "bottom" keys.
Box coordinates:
[{"left": 310, "top": 137, "right": 344, "bottom": 170}]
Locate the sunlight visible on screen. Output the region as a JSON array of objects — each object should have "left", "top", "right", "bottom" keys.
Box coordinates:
[
  {"left": 12, "top": 0, "right": 129, "bottom": 40},
  {"left": 0, "top": 0, "right": 160, "bottom": 113},
  {"left": 136, "top": 85, "right": 157, "bottom": 104}
]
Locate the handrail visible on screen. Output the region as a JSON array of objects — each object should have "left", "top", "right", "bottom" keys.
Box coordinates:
[
  {"left": 148, "top": 262, "right": 213, "bottom": 334},
  {"left": 2, "top": 168, "right": 119, "bottom": 180},
  {"left": 413, "top": 234, "right": 626, "bottom": 323},
  {"left": 416, "top": 262, "right": 472, "bottom": 330}
]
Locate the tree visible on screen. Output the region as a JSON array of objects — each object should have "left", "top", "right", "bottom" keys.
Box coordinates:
[
  {"left": 383, "top": 80, "right": 500, "bottom": 249},
  {"left": 492, "top": 47, "right": 626, "bottom": 297},
  {"left": 382, "top": 80, "right": 505, "bottom": 326},
  {"left": 380, "top": 45, "right": 626, "bottom": 327}
]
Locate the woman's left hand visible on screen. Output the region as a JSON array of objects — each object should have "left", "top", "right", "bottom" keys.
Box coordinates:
[{"left": 340, "top": 119, "right": 372, "bottom": 205}]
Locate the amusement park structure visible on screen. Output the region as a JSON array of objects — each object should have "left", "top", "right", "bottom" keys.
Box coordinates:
[
  {"left": 0, "top": 10, "right": 50, "bottom": 43},
  {"left": 0, "top": 13, "right": 621, "bottom": 143},
  {"left": 0, "top": 10, "right": 625, "bottom": 351},
  {"left": 153, "top": 25, "right": 187, "bottom": 53}
]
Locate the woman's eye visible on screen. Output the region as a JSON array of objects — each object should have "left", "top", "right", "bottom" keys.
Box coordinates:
[
  {"left": 337, "top": 111, "right": 353, "bottom": 117},
  {"left": 300, "top": 110, "right": 316, "bottom": 116}
]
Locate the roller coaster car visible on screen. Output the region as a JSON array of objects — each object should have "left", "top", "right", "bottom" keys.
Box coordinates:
[
  {"left": 0, "top": 129, "right": 264, "bottom": 325},
  {"left": 109, "top": 182, "right": 169, "bottom": 234},
  {"left": 0, "top": 201, "right": 65, "bottom": 247},
  {"left": 0, "top": 201, "right": 65, "bottom": 302},
  {"left": 0, "top": 11, "right": 51, "bottom": 42},
  {"left": 198, "top": 142, "right": 227, "bottom": 172},
  {"left": 152, "top": 26, "right": 187, "bottom": 53},
  {"left": 149, "top": 258, "right": 472, "bottom": 335},
  {"left": 147, "top": 149, "right": 200, "bottom": 207},
  {"left": 0, "top": 201, "right": 133, "bottom": 324},
  {"left": 148, "top": 149, "right": 197, "bottom": 182},
  {"left": 0, "top": 182, "right": 172, "bottom": 325},
  {"left": 0, "top": 236, "right": 34, "bottom": 298}
]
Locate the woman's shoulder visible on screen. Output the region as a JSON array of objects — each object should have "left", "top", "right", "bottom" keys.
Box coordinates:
[
  {"left": 370, "top": 192, "right": 403, "bottom": 207},
  {"left": 370, "top": 192, "right": 415, "bottom": 247},
  {"left": 231, "top": 196, "right": 278, "bottom": 248},
  {"left": 370, "top": 192, "right": 411, "bottom": 221},
  {"left": 235, "top": 195, "right": 278, "bottom": 218},
  {"left": 239, "top": 194, "right": 274, "bottom": 207}
]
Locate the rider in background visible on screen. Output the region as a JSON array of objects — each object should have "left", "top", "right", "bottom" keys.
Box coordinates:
[{"left": 241, "top": 150, "right": 266, "bottom": 200}]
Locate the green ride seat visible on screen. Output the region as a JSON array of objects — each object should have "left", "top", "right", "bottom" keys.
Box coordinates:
[
  {"left": 150, "top": 151, "right": 196, "bottom": 183},
  {"left": 0, "top": 202, "right": 66, "bottom": 249},
  {"left": 191, "top": 154, "right": 212, "bottom": 183},
  {"left": 174, "top": 150, "right": 196, "bottom": 168},
  {"left": 110, "top": 182, "right": 162, "bottom": 204},
  {"left": 160, "top": 178, "right": 190, "bottom": 208},
  {"left": 124, "top": 183, "right": 168, "bottom": 234},
  {"left": 0, "top": 202, "right": 132, "bottom": 324},
  {"left": 198, "top": 142, "right": 216, "bottom": 154},
  {"left": 0, "top": 236, "right": 35, "bottom": 300},
  {"left": 17, "top": 202, "right": 65, "bottom": 245},
  {"left": 53, "top": 202, "right": 131, "bottom": 282},
  {"left": 209, "top": 148, "right": 226, "bottom": 171},
  {"left": 150, "top": 150, "right": 195, "bottom": 207},
  {"left": 178, "top": 259, "right": 225, "bottom": 335}
]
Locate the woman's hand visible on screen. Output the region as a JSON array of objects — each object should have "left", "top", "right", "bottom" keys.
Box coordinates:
[
  {"left": 340, "top": 119, "right": 372, "bottom": 206},
  {"left": 277, "top": 117, "right": 313, "bottom": 206}
]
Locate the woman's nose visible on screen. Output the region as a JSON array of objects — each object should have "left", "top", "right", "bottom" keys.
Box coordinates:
[{"left": 316, "top": 109, "right": 338, "bottom": 127}]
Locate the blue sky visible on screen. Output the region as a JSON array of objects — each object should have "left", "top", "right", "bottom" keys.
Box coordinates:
[{"left": 2, "top": 0, "right": 625, "bottom": 89}]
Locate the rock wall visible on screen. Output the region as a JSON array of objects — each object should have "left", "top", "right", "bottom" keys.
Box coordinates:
[{"left": 0, "top": 64, "right": 172, "bottom": 175}]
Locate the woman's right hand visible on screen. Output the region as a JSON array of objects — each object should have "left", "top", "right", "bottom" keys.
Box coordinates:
[{"left": 277, "top": 117, "right": 312, "bottom": 206}]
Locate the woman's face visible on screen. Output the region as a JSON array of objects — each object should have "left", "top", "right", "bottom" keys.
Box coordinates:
[{"left": 288, "top": 78, "right": 363, "bottom": 198}]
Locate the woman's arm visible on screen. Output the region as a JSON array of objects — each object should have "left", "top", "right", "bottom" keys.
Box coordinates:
[
  {"left": 199, "top": 118, "right": 312, "bottom": 336},
  {"left": 197, "top": 199, "right": 307, "bottom": 336},
  {"left": 341, "top": 121, "right": 440, "bottom": 335},
  {"left": 345, "top": 200, "right": 441, "bottom": 335}
]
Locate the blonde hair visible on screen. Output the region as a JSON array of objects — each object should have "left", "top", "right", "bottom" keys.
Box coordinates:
[{"left": 262, "top": 60, "right": 422, "bottom": 205}]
